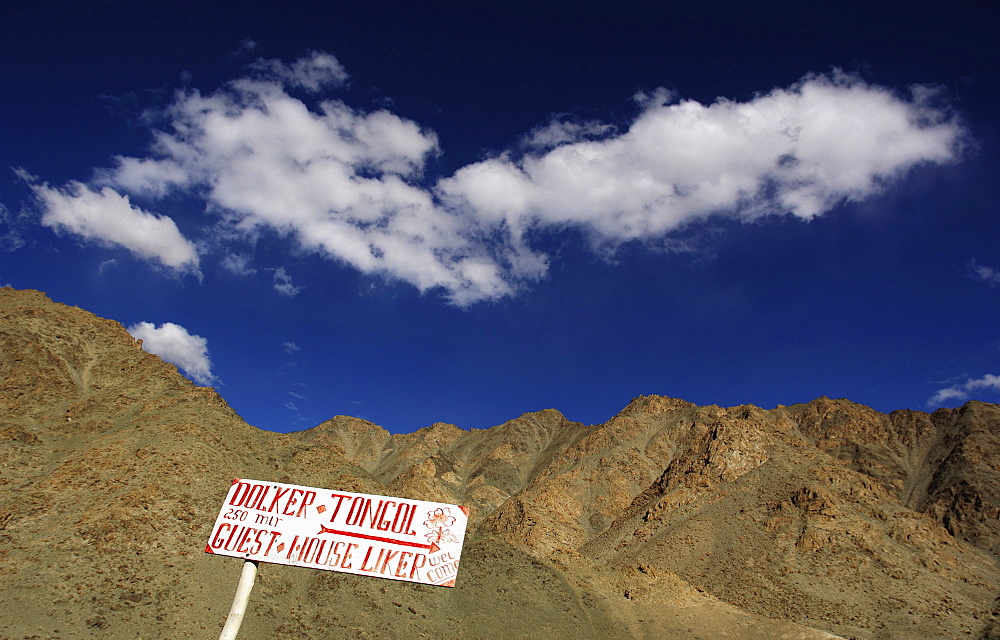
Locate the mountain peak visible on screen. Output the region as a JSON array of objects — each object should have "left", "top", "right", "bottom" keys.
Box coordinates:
[{"left": 615, "top": 394, "right": 698, "bottom": 417}]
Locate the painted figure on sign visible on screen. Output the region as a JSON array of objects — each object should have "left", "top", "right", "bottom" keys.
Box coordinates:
[{"left": 423, "top": 507, "right": 458, "bottom": 553}]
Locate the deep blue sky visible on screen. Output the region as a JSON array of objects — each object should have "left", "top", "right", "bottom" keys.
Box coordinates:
[{"left": 2, "top": 1, "right": 998, "bottom": 433}]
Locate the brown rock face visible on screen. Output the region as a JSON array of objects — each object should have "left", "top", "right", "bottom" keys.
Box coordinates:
[{"left": 1, "top": 287, "right": 998, "bottom": 639}]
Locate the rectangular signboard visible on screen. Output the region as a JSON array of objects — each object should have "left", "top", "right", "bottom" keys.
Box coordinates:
[{"left": 206, "top": 479, "right": 469, "bottom": 587}]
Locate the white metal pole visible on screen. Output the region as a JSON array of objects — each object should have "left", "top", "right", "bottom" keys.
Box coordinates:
[{"left": 219, "top": 559, "right": 258, "bottom": 640}]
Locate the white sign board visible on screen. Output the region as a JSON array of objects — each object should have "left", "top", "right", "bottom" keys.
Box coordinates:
[{"left": 206, "top": 479, "right": 469, "bottom": 587}]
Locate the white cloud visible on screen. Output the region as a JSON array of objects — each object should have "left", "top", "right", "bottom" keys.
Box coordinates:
[
  {"left": 0, "top": 202, "right": 26, "bottom": 251},
  {"left": 249, "top": 50, "right": 348, "bottom": 92},
  {"left": 972, "top": 261, "right": 1000, "bottom": 287},
  {"left": 439, "top": 71, "right": 965, "bottom": 251},
  {"left": 235, "top": 39, "right": 258, "bottom": 56},
  {"left": 33, "top": 56, "right": 966, "bottom": 306},
  {"left": 272, "top": 267, "right": 301, "bottom": 297},
  {"left": 127, "top": 321, "right": 216, "bottom": 385},
  {"left": 281, "top": 341, "right": 300, "bottom": 354},
  {"left": 93, "top": 53, "right": 515, "bottom": 305},
  {"left": 929, "top": 373, "right": 1000, "bottom": 407},
  {"left": 523, "top": 118, "right": 615, "bottom": 150},
  {"left": 102, "top": 158, "right": 190, "bottom": 199},
  {"left": 220, "top": 253, "right": 257, "bottom": 276},
  {"left": 24, "top": 177, "right": 199, "bottom": 273}
]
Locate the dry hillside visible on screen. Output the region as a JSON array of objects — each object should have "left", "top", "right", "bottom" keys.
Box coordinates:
[{"left": 0, "top": 287, "right": 998, "bottom": 639}]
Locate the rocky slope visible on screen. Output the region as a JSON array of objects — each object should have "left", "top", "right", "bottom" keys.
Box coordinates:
[{"left": 0, "top": 287, "right": 997, "bottom": 639}]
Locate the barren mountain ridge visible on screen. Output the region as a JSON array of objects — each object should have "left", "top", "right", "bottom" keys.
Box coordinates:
[{"left": 1, "top": 287, "right": 998, "bottom": 639}]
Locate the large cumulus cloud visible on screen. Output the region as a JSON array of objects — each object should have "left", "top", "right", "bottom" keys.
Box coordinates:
[
  {"left": 439, "top": 72, "right": 963, "bottom": 250},
  {"left": 25, "top": 54, "right": 966, "bottom": 305}
]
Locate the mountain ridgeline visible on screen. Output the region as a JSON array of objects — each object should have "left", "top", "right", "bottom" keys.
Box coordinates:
[{"left": 1, "top": 287, "right": 998, "bottom": 639}]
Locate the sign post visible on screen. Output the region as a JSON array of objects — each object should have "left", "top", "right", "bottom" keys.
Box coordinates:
[
  {"left": 207, "top": 478, "right": 470, "bottom": 636},
  {"left": 218, "top": 559, "right": 257, "bottom": 640}
]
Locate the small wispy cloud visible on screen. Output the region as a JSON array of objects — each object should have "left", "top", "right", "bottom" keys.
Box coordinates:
[
  {"left": 127, "top": 321, "right": 216, "bottom": 385},
  {"left": 249, "top": 50, "right": 349, "bottom": 92},
  {"left": 971, "top": 260, "right": 1000, "bottom": 287},
  {"left": 235, "top": 39, "right": 258, "bottom": 56},
  {"left": 928, "top": 373, "right": 1000, "bottom": 407},
  {"left": 272, "top": 267, "right": 302, "bottom": 297},
  {"left": 98, "top": 259, "right": 118, "bottom": 274},
  {"left": 0, "top": 202, "right": 27, "bottom": 252},
  {"left": 283, "top": 399, "right": 313, "bottom": 423},
  {"left": 522, "top": 117, "right": 615, "bottom": 150},
  {"left": 221, "top": 253, "right": 257, "bottom": 276},
  {"left": 281, "top": 341, "right": 301, "bottom": 354}
]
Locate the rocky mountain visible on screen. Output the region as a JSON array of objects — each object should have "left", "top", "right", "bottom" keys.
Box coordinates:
[{"left": 1, "top": 287, "right": 997, "bottom": 639}]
